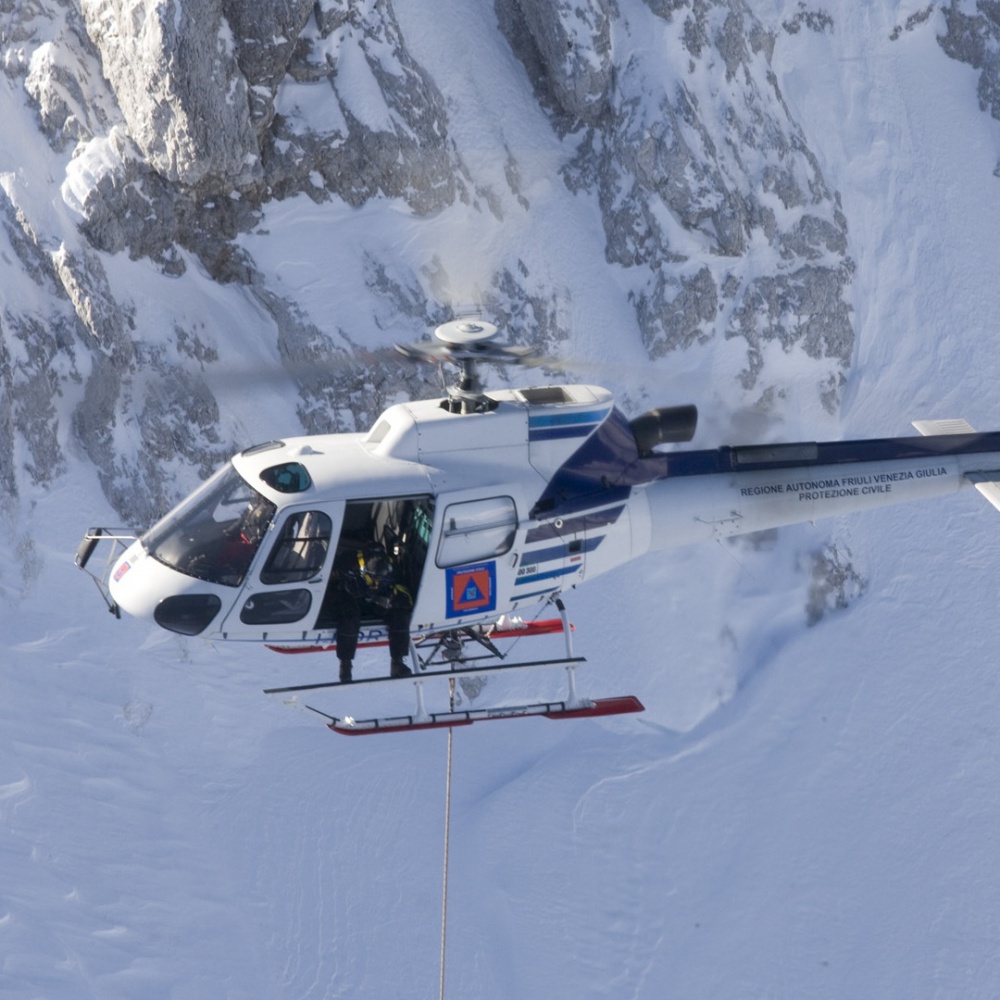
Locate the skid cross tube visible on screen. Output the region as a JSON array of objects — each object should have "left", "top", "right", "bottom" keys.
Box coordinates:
[{"left": 263, "top": 655, "right": 587, "bottom": 695}]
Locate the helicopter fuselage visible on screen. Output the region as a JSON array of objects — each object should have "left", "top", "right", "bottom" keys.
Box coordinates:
[{"left": 84, "top": 384, "right": 1000, "bottom": 648}]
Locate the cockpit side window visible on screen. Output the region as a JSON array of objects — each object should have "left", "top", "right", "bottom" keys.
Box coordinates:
[
  {"left": 144, "top": 464, "right": 276, "bottom": 587},
  {"left": 260, "top": 511, "right": 333, "bottom": 584}
]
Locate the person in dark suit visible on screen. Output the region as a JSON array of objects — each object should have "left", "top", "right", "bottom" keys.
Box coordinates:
[{"left": 333, "top": 542, "right": 413, "bottom": 683}]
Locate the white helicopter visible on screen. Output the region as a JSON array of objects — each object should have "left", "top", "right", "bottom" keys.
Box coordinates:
[{"left": 77, "top": 319, "right": 1000, "bottom": 734}]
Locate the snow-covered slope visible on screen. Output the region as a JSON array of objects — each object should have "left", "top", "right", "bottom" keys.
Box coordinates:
[{"left": 4, "top": 0, "right": 1000, "bottom": 996}]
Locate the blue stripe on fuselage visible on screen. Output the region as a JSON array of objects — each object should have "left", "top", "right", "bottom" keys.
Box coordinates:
[
  {"left": 663, "top": 432, "right": 1000, "bottom": 478},
  {"left": 522, "top": 536, "right": 604, "bottom": 565},
  {"left": 529, "top": 424, "right": 601, "bottom": 442},
  {"left": 527, "top": 407, "right": 610, "bottom": 442},
  {"left": 528, "top": 408, "right": 610, "bottom": 428},
  {"left": 525, "top": 506, "right": 626, "bottom": 544}
]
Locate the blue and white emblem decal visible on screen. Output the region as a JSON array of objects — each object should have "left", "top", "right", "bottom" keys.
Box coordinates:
[{"left": 446, "top": 562, "right": 497, "bottom": 617}]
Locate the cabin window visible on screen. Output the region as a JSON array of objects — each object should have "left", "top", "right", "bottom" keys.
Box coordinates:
[
  {"left": 260, "top": 462, "right": 312, "bottom": 493},
  {"left": 240, "top": 589, "right": 312, "bottom": 625},
  {"left": 154, "top": 593, "right": 223, "bottom": 635},
  {"left": 260, "top": 510, "right": 333, "bottom": 584},
  {"left": 436, "top": 496, "right": 517, "bottom": 568}
]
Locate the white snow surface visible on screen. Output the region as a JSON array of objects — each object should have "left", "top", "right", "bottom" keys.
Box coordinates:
[{"left": 5, "top": 1, "right": 1000, "bottom": 996}]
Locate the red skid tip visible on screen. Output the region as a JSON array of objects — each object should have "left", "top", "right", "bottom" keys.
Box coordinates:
[{"left": 544, "top": 695, "right": 645, "bottom": 720}]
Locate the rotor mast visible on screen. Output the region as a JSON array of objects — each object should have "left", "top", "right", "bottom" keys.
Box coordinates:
[{"left": 396, "top": 319, "right": 540, "bottom": 414}]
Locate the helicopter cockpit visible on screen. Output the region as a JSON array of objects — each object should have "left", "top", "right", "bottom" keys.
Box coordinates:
[{"left": 143, "top": 463, "right": 277, "bottom": 588}]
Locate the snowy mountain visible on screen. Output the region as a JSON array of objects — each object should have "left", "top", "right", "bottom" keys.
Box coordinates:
[{"left": 4, "top": 0, "right": 1000, "bottom": 996}]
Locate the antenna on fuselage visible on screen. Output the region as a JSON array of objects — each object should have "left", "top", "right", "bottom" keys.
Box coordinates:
[{"left": 395, "top": 319, "right": 541, "bottom": 414}]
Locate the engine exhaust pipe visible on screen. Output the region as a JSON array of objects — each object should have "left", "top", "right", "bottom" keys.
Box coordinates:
[{"left": 630, "top": 405, "right": 698, "bottom": 454}]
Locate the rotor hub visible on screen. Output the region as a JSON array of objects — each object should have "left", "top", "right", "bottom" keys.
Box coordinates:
[
  {"left": 434, "top": 320, "right": 499, "bottom": 348},
  {"left": 396, "top": 317, "right": 543, "bottom": 414}
]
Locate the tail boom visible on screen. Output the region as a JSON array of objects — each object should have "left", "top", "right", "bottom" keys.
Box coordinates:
[{"left": 636, "top": 428, "right": 1000, "bottom": 552}]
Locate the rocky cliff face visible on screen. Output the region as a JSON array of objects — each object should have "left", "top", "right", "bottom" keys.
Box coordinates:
[
  {"left": 527, "top": 1, "right": 854, "bottom": 402},
  {"left": 938, "top": 0, "right": 1000, "bottom": 170},
  {"left": 81, "top": 0, "right": 261, "bottom": 191},
  {"left": 0, "top": 0, "right": 972, "bottom": 524}
]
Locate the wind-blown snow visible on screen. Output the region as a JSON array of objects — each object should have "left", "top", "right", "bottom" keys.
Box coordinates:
[{"left": 4, "top": 1, "right": 1000, "bottom": 997}]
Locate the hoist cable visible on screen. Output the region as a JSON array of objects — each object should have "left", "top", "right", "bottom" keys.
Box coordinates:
[{"left": 439, "top": 678, "right": 455, "bottom": 1000}]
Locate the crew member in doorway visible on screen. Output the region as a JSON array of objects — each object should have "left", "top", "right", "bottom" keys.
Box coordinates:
[{"left": 333, "top": 542, "right": 413, "bottom": 683}]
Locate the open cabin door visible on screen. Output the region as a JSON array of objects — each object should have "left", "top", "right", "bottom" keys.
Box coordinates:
[{"left": 314, "top": 495, "right": 435, "bottom": 631}]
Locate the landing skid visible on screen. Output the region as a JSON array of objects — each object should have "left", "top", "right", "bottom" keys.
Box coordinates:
[
  {"left": 313, "top": 695, "right": 645, "bottom": 735},
  {"left": 262, "top": 654, "right": 586, "bottom": 695},
  {"left": 266, "top": 598, "right": 645, "bottom": 735}
]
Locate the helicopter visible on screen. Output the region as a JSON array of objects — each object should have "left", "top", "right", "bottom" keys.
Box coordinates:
[{"left": 77, "top": 319, "right": 1000, "bottom": 734}]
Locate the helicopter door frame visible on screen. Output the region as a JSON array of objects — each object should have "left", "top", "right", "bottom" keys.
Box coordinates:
[
  {"left": 414, "top": 487, "right": 522, "bottom": 629},
  {"left": 313, "top": 494, "right": 437, "bottom": 633},
  {"left": 221, "top": 500, "right": 345, "bottom": 638}
]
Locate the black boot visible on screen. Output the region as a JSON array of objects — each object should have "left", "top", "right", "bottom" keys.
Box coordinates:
[
  {"left": 339, "top": 660, "right": 353, "bottom": 683},
  {"left": 390, "top": 659, "right": 412, "bottom": 678}
]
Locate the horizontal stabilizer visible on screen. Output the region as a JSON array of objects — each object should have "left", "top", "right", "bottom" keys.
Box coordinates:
[
  {"left": 911, "top": 418, "right": 977, "bottom": 437},
  {"left": 323, "top": 695, "right": 645, "bottom": 735},
  {"left": 913, "top": 418, "right": 1000, "bottom": 512}
]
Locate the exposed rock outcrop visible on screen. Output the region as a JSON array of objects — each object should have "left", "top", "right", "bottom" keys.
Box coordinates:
[
  {"left": 498, "top": 0, "right": 613, "bottom": 126},
  {"left": 0, "top": 187, "right": 84, "bottom": 499},
  {"left": 505, "top": 0, "right": 854, "bottom": 407},
  {"left": 222, "top": 0, "right": 314, "bottom": 135},
  {"left": 80, "top": 0, "right": 261, "bottom": 192},
  {"left": 2, "top": 0, "right": 863, "bottom": 520},
  {"left": 938, "top": 0, "right": 1000, "bottom": 173},
  {"left": 261, "top": 0, "right": 459, "bottom": 212}
]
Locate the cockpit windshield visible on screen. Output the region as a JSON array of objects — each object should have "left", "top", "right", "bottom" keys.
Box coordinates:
[{"left": 143, "top": 464, "right": 277, "bottom": 587}]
